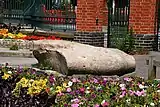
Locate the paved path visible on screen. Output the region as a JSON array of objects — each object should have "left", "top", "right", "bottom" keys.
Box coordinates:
[{"left": 0, "top": 57, "right": 37, "bottom": 66}]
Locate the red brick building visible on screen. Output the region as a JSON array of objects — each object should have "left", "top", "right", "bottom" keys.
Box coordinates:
[{"left": 74, "top": 0, "right": 159, "bottom": 50}]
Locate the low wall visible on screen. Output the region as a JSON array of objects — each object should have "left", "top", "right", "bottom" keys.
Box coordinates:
[
  {"left": 134, "top": 34, "right": 156, "bottom": 51},
  {"left": 0, "top": 39, "right": 34, "bottom": 50},
  {"left": 74, "top": 32, "right": 104, "bottom": 47}
]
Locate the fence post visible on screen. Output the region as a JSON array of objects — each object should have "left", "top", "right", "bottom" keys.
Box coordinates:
[
  {"left": 0, "top": 0, "right": 4, "bottom": 23},
  {"left": 154, "top": 0, "right": 159, "bottom": 51},
  {"left": 107, "top": 0, "right": 111, "bottom": 48}
]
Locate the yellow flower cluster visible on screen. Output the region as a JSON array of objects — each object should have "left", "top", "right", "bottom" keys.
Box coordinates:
[
  {"left": 0, "top": 29, "right": 26, "bottom": 39},
  {"left": 13, "top": 77, "right": 48, "bottom": 96},
  {"left": 2, "top": 73, "right": 11, "bottom": 80},
  {"left": 55, "top": 86, "right": 64, "bottom": 93},
  {"left": 8, "top": 32, "right": 26, "bottom": 39},
  {"left": 55, "top": 82, "right": 73, "bottom": 93},
  {"left": 20, "top": 77, "right": 29, "bottom": 87},
  {"left": 27, "top": 79, "right": 47, "bottom": 96}
]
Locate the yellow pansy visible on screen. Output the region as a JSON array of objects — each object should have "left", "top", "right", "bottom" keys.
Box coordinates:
[
  {"left": 38, "top": 79, "right": 47, "bottom": 89},
  {"left": 8, "top": 33, "right": 15, "bottom": 38},
  {"left": 55, "top": 86, "right": 63, "bottom": 93},
  {"left": 63, "top": 82, "right": 68, "bottom": 88},
  {"left": 16, "top": 32, "right": 26, "bottom": 39},
  {"left": 32, "top": 80, "right": 40, "bottom": 90},
  {"left": 13, "top": 77, "right": 49, "bottom": 96},
  {"left": 27, "top": 87, "right": 41, "bottom": 96},
  {"left": 26, "top": 79, "right": 48, "bottom": 96},
  {"left": 19, "top": 77, "right": 29, "bottom": 88},
  {"left": 2, "top": 73, "right": 11, "bottom": 80}
]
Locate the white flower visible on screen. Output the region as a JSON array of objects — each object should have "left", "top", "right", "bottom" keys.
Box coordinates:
[
  {"left": 8, "top": 71, "right": 12, "bottom": 74},
  {"left": 101, "top": 100, "right": 105, "bottom": 105},
  {"left": 157, "top": 90, "right": 160, "bottom": 93},
  {"left": 96, "top": 86, "right": 102, "bottom": 90},
  {"left": 50, "top": 87, "right": 54, "bottom": 91},
  {"left": 150, "top": 102, "right": 155, "bottom": 106},
  {"left": 103, "top": 78, "right": 107, "bottom": 81},
  {"left": 139, "top": 84, "right": 145, "bottom": 89},
  {"left": 143, "top": 105, "right": 147, "bottom": 107},
  {"left": 119, "top": 84, "right": 125, "bottom": 88},
  {"left": 85, "top": 87, "right": 90, "bottom": 93},
  {"left": 85, "top": 90, "right": 90, "bottom": 94},
  {"left": 144, "top": 86, "right": 148, "bottom": 89},
  {"left": 30, "top": 79, "right": 34, "bottom": 82},
  {"left": 86, "top": 87, "right": 90, "bottom": 90},
  {"left": 68, "top": 81, "right": 73, "bottom": 87},
  {"left": 71, "top": 98, "right": 79, "bottom": 103},
  {"left": 119, "top": 95, "right": 124, "bottom": 98},
  {"left": 126, "top": 99, "right": 131, "bottom": 103}
]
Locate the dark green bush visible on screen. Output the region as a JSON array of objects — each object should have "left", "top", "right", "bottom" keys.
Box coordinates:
[
  {"left": 111, "top": 28, "right": 135, "bottom": 54},
  {"left": 10, "top": 44, "right": 19, "bottom": 50}
]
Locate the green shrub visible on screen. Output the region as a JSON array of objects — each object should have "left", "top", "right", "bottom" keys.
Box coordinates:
[
  {"left": 10, "top": 44, "right": 19, "bottom": 50},
  {"left": 111, "top": 28, "right": 135, "bottom": 54}
]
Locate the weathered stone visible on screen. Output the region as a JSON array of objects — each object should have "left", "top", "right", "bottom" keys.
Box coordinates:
[
  {"left": 33, "top": 40, "right": 136, "bottom": 76},
  {"left": 32, "top": 68, "right": 65, "bottom": 76},
  {"left": 33, "top": 49, "right": 68, "bottom": 75}
]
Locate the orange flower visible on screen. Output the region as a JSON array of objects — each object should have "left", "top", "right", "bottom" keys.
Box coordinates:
[
  {"left": 45, "top": 87, "right": 50, "bottom": 93},
  {"left": 0, "top": 29, "right": 8, "bottom": 35}
]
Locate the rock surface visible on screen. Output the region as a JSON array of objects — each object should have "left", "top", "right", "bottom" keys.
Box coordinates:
[
  {"left": 33, "top": 40, "right": 136, "bottom": 76},
  {"left": 33, "top": 49, "right": 68, "bottom": 75}
]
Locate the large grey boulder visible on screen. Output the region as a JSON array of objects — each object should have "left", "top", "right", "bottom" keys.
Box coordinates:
[{"left": 33, "top": 40, "right": 136, "bottom": 76}]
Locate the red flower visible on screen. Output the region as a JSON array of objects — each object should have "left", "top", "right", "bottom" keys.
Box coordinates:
[{"left": 21, "top": 35, "right": 61, "bottom": 40}]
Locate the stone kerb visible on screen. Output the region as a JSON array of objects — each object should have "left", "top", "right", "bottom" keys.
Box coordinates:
[{"left": 0, "top": 39, "right": 34, "bottom": 50}]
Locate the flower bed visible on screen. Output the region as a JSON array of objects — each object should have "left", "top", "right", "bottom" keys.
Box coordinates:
[
  {"left": 0, "top": 29, "right": 61, "bottom": 49},
  {"left": 0, "top": 29, "right": 61, "bottom": 40},
  {"left": 0, "top": 64, "right": 160, "bottom": 106}
]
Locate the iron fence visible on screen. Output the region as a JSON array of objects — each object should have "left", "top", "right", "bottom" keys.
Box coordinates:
[
  {"left": 155, "top": 0, "right": 160, "bottom": 51},
  {"left": 0, "top": 0, "right": 76, "bottom": 31},
  {"left": 107, "top": 0, "right": 130, "bottom": 48}
]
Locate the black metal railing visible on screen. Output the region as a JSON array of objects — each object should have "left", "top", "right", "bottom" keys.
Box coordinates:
[
  {"left": 107, "top": 0, "right": 130, "bottom": 48},
  {"left": 155, "top": 0, "right": 160, "bottom": 51},
  {"left": 0, "top": 0, "right": 76, "bottom": 31}
]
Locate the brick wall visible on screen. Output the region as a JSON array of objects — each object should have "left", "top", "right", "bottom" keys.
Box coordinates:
[
  {"left": 129, "top": 0, "right": 156, "bottom": 34},
  {"left": 75, "top": 0, "right": 107, "bottom": 47},
  {"left": 129, "top": 0, "right": 157, "bottom": 50},
  {"left": 74, "top": 32, "right": 104, "bottom": 47},
  {"left": 134, "top": 34, "right": 156, "bottom": 51},
  {"left": 76, "top": 0, "right": 108, "bottom": 32}
]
